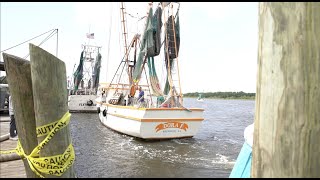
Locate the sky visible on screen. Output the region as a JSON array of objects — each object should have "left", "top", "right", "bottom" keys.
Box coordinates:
[{"left": 0, "top": 2, "right": 259, "bottom": 93}]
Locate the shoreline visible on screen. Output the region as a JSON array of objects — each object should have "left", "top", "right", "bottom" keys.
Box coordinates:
[{"left": 184, "top": 97, "right": 255, "bottom": 100}]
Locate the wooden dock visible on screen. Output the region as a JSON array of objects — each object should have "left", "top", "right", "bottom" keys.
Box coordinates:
[{"left": 0, "top": 115, "right": 26, "bottom": 178}]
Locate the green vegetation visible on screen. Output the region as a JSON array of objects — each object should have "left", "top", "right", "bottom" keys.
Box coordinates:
[{"left": 184, "top": 91, "right": 255, "bottom": 100}]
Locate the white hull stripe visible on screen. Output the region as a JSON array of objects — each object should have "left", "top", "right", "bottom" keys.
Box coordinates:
[
  {"left": 107, "top": 112, "right": 204, "bottom": 122},
  {"left": 96, "top": 103, "right": 204, "bottom": 111}
]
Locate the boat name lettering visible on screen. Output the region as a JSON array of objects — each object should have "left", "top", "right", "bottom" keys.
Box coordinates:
[
  {"left": 155, "top": 122, "right": 188, "bottom": 132},
  {"left": 78, "top": 103, "right": 97, "bottom": 106}
]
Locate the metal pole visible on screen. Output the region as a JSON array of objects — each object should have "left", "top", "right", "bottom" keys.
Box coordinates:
[{"left": 56, "top": 29, "right": 58, "bottom": 57}]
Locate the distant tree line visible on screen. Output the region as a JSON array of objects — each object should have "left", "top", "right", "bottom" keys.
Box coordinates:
[
  {"left": 183, "top": 91, "right": 255, "bottom": 99},
  {"left": 0, "top": 76, "right": 7, "bottom": 84}
]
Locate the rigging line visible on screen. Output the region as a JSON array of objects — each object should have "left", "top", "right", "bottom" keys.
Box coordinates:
[
  {"left": 170, "top": 5, "right": 183, "bottom": 102},
  {"left": 163, "top": 2, "right": 176, "bottom": 107},
  {"left": 105, "top": 55, "right": 126, "bottom": 94},
  {"left": 162, "top": 3, "right": 172, "bottom": 85},
  {"left": 105, "top": 37, "right": 135, "bottom": 94},
  {"left": 38, "top": 30, "right": 57, "bottom": 48},
  {"left": 23, "top": 30, "right": 57, "bottom": 59},
  {"left": 143, "top": 63, "right": 153, "bottom": 107},
  {"left": 158, "top": 8, "right": 179, "bottom": 50},
  {"left": 114, "top": 37, "right": 136, "bottom": 91},
  {"left": 0, "top": 28, "right": 56, "bottom": 53},
  {"left": 115, "top": 59, "right": 127, "bottom": 91},
  {"left": 127, "top": 13, "right": 136, "bottom": 18},
  {"left": 174, "top": 2, "right": 180, "bottom": 19},
  {"left": 106, "top": 2, "right": 113, "bottom": 82}
]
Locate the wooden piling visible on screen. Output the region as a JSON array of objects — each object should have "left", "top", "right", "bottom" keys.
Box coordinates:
[
  {"left": 29, "top": 44, "right": 75, "bottom": 178},
  {"left": 3, "top": 53, "right": 39, "bottom": 178},
  {"left": 252, "top": 2, "right": 320, "bottom": 178}
]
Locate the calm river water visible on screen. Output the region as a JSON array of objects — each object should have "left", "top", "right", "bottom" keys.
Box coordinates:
[{"left": 70, "top": 98, "right": 255, "bottom": 178}]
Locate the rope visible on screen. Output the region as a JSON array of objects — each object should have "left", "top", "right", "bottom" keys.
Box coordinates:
[
  {"left": 115, "top": 58, "right": 127, "bottom": 90},
  {"left": 170, "top": 5, "right": 183, "bottom": 104},
  {"left": 105, "top": 55, "right": 126, "bottom": 93},
  {"left": 106, "top": 33, "right": 136, "bottom": 93},
  {"left": 0, "top": 28, "right": 56, "bottom": 53},
  {"left": 143, "top": 62, "right": 154, "bottom": 107},
  {"left": 23, "top": 29, "right": 57, "bottom": 59}
]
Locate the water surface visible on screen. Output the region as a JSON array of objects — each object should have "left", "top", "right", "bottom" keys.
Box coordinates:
[{"left": 70, "top": 98, "right": 255, "bottom": 178}]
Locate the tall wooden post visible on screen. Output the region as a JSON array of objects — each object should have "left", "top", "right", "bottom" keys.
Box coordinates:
[
  {"left": 252, "top": 2, "right": 320, "bottom": 178},
  {"left": 3, "top": 53, "right": 39, "bottom": 178},
  {"left": 29, "top": 44, "right": 75, "bottom": 178}
]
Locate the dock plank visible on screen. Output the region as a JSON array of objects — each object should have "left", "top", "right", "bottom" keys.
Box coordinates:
[
  {"left": 0, "top": 160, "right": 26, "bottom": 178},
  {"left": 0, "top": 116, "right": 26, "bottom": 178}
]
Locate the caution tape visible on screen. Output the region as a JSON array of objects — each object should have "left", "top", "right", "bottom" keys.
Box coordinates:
[
  {"left": 0, "top": 111, "right": 75, "bottom": 178},
  {"left": 0, "top": 148, "right": 17, "bottom": 154}
]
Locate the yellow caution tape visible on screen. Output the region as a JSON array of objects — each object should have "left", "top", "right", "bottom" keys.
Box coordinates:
[
  {"left": 0, "top": 111, "right": 75, "bottom": 178},
  {"left": 0, "top": 149, "right": 17, "bottom": 154},
  {"left": 36, "top": 120, "right": 59, "bottom": 137}
]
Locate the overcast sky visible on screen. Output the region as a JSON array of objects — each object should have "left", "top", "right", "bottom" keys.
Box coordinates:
[{"left": 0, "top": 2, "right": 259, "bottom": 93}]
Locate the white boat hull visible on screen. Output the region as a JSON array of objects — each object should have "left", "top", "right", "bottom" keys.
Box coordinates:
[
  {"left": 97, "top": 103, "right": 204, "bottom": 139},
  {"left": 68, "top": 95, "right": 98, "bottom": 113}
]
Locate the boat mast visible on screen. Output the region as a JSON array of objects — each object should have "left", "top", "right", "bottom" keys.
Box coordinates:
[{"left": 120, "top": 2, "right": 131, "bottom": 83}]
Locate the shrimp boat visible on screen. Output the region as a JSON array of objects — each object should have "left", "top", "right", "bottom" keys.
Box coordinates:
[
  {"left": 68, "top": 38, "right": 102, "bottom": 113},
  {"left": 96, "top": 2, "right": 204, "bottom": 139}
]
